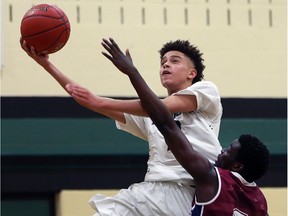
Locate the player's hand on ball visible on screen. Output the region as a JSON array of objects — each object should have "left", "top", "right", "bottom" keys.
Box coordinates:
[
  {"left": 20, "top": 38, "right": 49, "bottom": 67},
  {"left": 101, "top": 38, "right": 136, "bottom": 76}
]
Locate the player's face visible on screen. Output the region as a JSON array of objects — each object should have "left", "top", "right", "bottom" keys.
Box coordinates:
[
  {"left": 160, "top": 51, "right": 196, "bottom": 94},
  {"left": 214, "top": 140, "right": 241, "bottom": 170}
]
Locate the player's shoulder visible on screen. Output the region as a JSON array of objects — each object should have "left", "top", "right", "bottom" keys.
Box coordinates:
[
  {"left": 189, "top": 81, "right": 221, "bottom": 95},
  {"left": 192, "top": 80, "right": 218, "bottom": 89},
  {"left": 216, "top": 167, "right": 235, "bottom": 183}
]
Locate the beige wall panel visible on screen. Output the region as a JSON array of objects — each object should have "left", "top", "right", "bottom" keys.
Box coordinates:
[
  {"left": 207, "top": 5, "right": 227, "bottom": 26},
  {"left": 272, "top": 4, "right": 287, "bottom": 28},
  {"left": 202, "top": 28, "right": 286, "bottom": 97},
  {"left": 164, "top": 5, "right": 186, "bottom": 26},
  {"left": 187, "top": 5, "right": 207, "bottom": 27},
  {"left": 1, "top": 0, "right": 286, "bottom": 97}
]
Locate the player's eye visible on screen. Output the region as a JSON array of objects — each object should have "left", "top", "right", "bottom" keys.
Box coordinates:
[
  {"left": 161, "top": 60, "right": 167, "bottom": 66},
  {"left": 171, "top": 58, "right": 180, "bottom": 63}
]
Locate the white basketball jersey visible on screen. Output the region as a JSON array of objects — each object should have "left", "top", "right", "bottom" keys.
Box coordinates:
[{"left": 116, "top": 81, "right": 223, "bottom": 185}]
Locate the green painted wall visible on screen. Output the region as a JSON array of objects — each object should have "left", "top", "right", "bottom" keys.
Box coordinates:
[
  {"left": 2, "top": 118, "right": 286, "bottom": 155},
  {"left": 1, "top": 199, "right": 52, "bottom": 216}
]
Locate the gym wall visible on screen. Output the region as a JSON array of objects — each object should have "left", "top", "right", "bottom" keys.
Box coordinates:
[
  {"left": 2, "top": 1, "right": 287, "bottom": 216},
  {"left": 2, "top": 0, "right": 286, "bottom": 97}
]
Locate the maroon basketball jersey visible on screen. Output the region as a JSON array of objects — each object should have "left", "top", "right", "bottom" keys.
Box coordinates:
[{"left": 191, "top": 167, "right": 268, "bottom": 216}]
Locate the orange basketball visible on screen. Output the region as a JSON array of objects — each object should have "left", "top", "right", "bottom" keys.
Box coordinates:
[{"left": 20, "top": 4, "right": 71, "bottom": 54}]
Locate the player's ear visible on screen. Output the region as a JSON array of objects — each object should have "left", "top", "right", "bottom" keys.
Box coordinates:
[{"left": 188, "top": 69, "right": 197, "bottom": 80}]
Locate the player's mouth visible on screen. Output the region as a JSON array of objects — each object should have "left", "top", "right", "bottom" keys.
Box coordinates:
[{"left": 162, "top": 70, "right": 171, "bottom": 76}]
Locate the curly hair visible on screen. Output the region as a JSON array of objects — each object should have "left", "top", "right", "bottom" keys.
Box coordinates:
[
  {"left": 237, "top": 134, "right": 270, "bottom": 182},
  {"left": 159, "top": 40, "right": 205, "bottom": 84}
]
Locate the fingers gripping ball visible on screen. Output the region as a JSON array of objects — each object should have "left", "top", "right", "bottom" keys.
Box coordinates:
[{"left": 20, "top": 4, "right": 71, "bottom": 54}]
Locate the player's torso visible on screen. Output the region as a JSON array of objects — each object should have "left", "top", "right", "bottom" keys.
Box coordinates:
[
  {"left": 144, "top": 111, "right": 222, "bottom": 183},
  {"left": 192, "top": 169, "right": 267, "bottom": 216}
]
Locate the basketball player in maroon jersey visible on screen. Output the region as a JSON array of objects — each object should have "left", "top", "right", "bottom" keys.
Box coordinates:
[{"left": 101, "top": 38, "right": 270, "bottom": 216}]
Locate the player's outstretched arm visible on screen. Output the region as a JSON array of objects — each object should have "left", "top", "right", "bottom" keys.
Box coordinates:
[
  {"left": 20, "top": 39, "right": 126, "bottom": 122},
  {"left": 65, "top": 83, "right": 128, "bottom": 123},
  {"left": 66, "top": 83, "right": 148, "bottom": 118}
]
